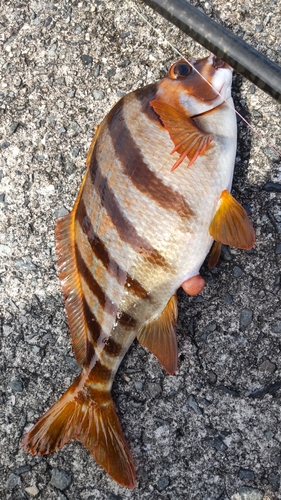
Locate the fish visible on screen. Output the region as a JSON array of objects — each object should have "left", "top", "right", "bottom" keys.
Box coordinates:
[{"left": 22, "top": 54, "right": 255, "bottom": 488}]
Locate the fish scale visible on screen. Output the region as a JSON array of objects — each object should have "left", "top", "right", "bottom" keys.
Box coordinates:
[{"left": 23, "top": 55, "right": 255, "bottom": 488}]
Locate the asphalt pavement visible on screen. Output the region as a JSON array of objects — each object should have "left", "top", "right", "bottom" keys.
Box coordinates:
[{"left": 1, "top": 1, "right": 281, "bottom": 499}]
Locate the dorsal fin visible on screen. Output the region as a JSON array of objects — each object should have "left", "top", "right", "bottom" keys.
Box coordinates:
[
  {"left": 137, "top": 295, "right": 178, "bottom": 375},
  {"left": 209, "top": 190, "right": 255, "bottom": 250},
  {"left": 55, "top": 174, "right": 88, "bottom": 365},
  {"left": 150, "top": 100, "right": 213, "bottom": 171}
]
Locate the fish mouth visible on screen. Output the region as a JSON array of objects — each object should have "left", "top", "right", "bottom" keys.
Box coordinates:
[
  {"left": 189, "top": 84, "right": 224, "bottom": 103},
  {"left": 191, "top": 88, "right": 232, "bottom": 118}
]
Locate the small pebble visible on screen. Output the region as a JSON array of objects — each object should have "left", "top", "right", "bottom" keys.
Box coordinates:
[
  {"left": 9, "top": 379, "right": 23, "bottom": 392},
  {"left": 225, "top": 293, "right": 233, "bottom": 304},
  {"left": 233, "top": 266, "right": 244, "bottom": 278},
  {"left": 105, "top": 68, "right": 116, "bottom": 78},
  {"left": 71, "top": 146, "right": 80, "bottom": 158},
  {"left": 65, "top": 356, "right": 81, "bottom": 374},
  {"left": 275, "top": 243, "right": 281, "bottom": 254},
  {"left": 67, "top": 89, "right": 76, "bottom": 98},
  {"left": 55, "top": 207, "right": 69, "bottom": 218},
  {"left": 206, "top": 321, "right": 217, "bottom": 332},
  {"left": 14, "top": 464, "right": 31, "bottom": 475},
  {"left": 157, "top": 476, "right": 170, "bottom": 491},
  {"left": 48, "top": 43, "right": 57, "bottom": 56},
  {"left": 50, "top": 468, "right": 72, "bottom": 491},
  {"left": 205, "top": 436, "right": 228, "bottom": 453},
  {"left": 25, "top": 485, "right": 39, "bottom": 496},
  {"left": 7, "top": 473, "right": 21, "bottom": 489},
  {"left": 238, "top": 468, "right": 255, "bottom": 481},
  {"left": 93, "top": 89, "right": 105, "bottom": 100},
  {"left": 81, "top": 54, "right": 93, "bottom": 66},
  {"left": 217, "top": 385, "right": 240, "bottom": 397},
  {"left": 264, "top": 429, "right": 275, "bottom": 441},
  {"left": 58, "top": 127, "right": 66, "bottom": 135},
  {"left": 268, "top": 471, "right": 280, "bottom": 491},
  {"left": 93, "top": 64, "right": 100, "bottom": 76},
  {"left": 70, "top": 120, "right": 82, "bottom": 136},
  {"left": 259, "top": 359, "right": 276, "bottom": 373},
  {"left": 231, "top": 486, "right": 264, "bottom": 500},
  {"left": 187, "top": 394, "right": 203, "bottom": 415},
  {"left": 10, "top": 122, "right": 19, "bottom": 134},
  {"left": 147, "top": 382, "right": 161, "bottom": 398},
  {"left": 48, "top": 114, "right": 57, "bottom": 126},
  {"left": 221, "top": 245, "right": 232, "bottom": 261},
  {"left": 14, "top": 76, "right": 22, "bottom": 87},
  {"left": 56, "top": 77, "right": 66, "bottom": 86},
  {"left": 272, "top": 320, "right": 281, "bottom": 333},
  {"left": 263, "top": 181, "right": 281, "bottom": 192},
  {"left": 239, "top": 309, "right": 253, "bottom": 331},
  {"left": 208, "top": 371, "right": 217, "bottom": 385},
  {"left": 134, "top": 380, "right": 143, "bottom": 390}
]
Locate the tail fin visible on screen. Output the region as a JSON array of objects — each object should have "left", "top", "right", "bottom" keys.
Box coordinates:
[{"left": 22, "top": 377, "right": 136, "bottom": 488}]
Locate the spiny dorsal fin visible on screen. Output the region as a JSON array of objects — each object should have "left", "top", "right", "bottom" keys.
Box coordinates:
[
  {"left": 150, "top": 100, "right": 213, "bottom": 171},
  {"left": 209, "top": 190, "right": 255, "bottom": 250},
  {"left": 55, "top": 174, "right": 88, "bottom": 365},
  {"left": 137, "top": 295, "right": 178, "bottom": 375}
]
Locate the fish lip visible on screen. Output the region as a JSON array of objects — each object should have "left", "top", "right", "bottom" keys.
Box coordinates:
[{"left": 189, "top": 84, "right": 224, "bottom": 103}]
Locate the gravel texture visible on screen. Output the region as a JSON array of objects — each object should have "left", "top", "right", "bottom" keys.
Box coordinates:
[{"left": 0, "top": 0, "right": 281, "bottom": 499}]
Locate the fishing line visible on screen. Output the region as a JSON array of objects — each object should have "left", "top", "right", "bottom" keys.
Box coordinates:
[{"left": 125, "top": 0, "right": 281, "bottom": 159}]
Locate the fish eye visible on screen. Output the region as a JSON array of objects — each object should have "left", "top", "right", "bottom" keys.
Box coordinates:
[{"left": 169, "top": 61, "right": 191, "bottom": 80}]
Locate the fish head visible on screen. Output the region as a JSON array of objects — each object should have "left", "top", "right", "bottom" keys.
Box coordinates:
[{"left": 156, "top": 54, "right": 233, "bottom": 116}]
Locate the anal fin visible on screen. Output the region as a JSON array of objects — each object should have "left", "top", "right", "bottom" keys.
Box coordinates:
[
  {"left": 137, "top": 295, "right": 178, "bottom": 375},
  {"left": 208, "top": 241, "right": 222, "bottom": 269},
  {"left": 209, "top": 190, "right": 255, "bottom": 250}
]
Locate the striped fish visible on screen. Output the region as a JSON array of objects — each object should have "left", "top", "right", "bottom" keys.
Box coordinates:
[{"left": 22, "top": 54, "right": 255, "bottom": 488}]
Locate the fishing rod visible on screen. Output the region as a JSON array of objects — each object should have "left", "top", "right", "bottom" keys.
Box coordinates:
[{"left": 141, "top": 0, "right": 281, "bottom": 104}]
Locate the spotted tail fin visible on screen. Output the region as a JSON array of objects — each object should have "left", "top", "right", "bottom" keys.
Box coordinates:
[{"left": 22, "top": 376, "right": 136, "bottom": 488}]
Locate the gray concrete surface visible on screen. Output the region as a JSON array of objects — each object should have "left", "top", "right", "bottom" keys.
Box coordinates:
[{"left": 0, "top": 0, "right": 281, "bottom": 499}]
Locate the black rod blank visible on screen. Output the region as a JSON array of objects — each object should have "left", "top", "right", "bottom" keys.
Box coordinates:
[{"left": 142, "top": 0, "right": 281, "bottom": 103}]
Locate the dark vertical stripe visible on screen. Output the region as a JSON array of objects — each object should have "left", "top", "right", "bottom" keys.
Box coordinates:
[
  {"left": 83, "top": 296, "right": 101, "bottom": 344},
  {"left": 89, "top": 155, "right": 168, "bottom": 267},
  {"left": 134, "top": 83, "right": 163, "bottom": 125},
  {"left": 87, "top": 359, "right": 113, "bottom": 385},
  {"left": 77, "top": 244, "right": 116, "bottom": 317},
  {"left": 76, "top": 199, "right": 149, "bottom": 299},
  {"left": 83, "top": 297, "right": 123, "bottom": 357},
  {"left": 106, "top": 93, "right": 193, "bottom": 219},
  {"left": 77, "top": 244, "right": 137, "bottom": 329}
]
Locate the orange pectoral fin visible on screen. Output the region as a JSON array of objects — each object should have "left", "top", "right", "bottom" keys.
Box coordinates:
[
  {"left": 150, "top": 100, "right": 213, "bottom": 171},
  {"left": 137, "top": 295, "right": 178, "bottom": 375},
  {"left": 209, "top": 190, "right": 255, "bottom": 250}
]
